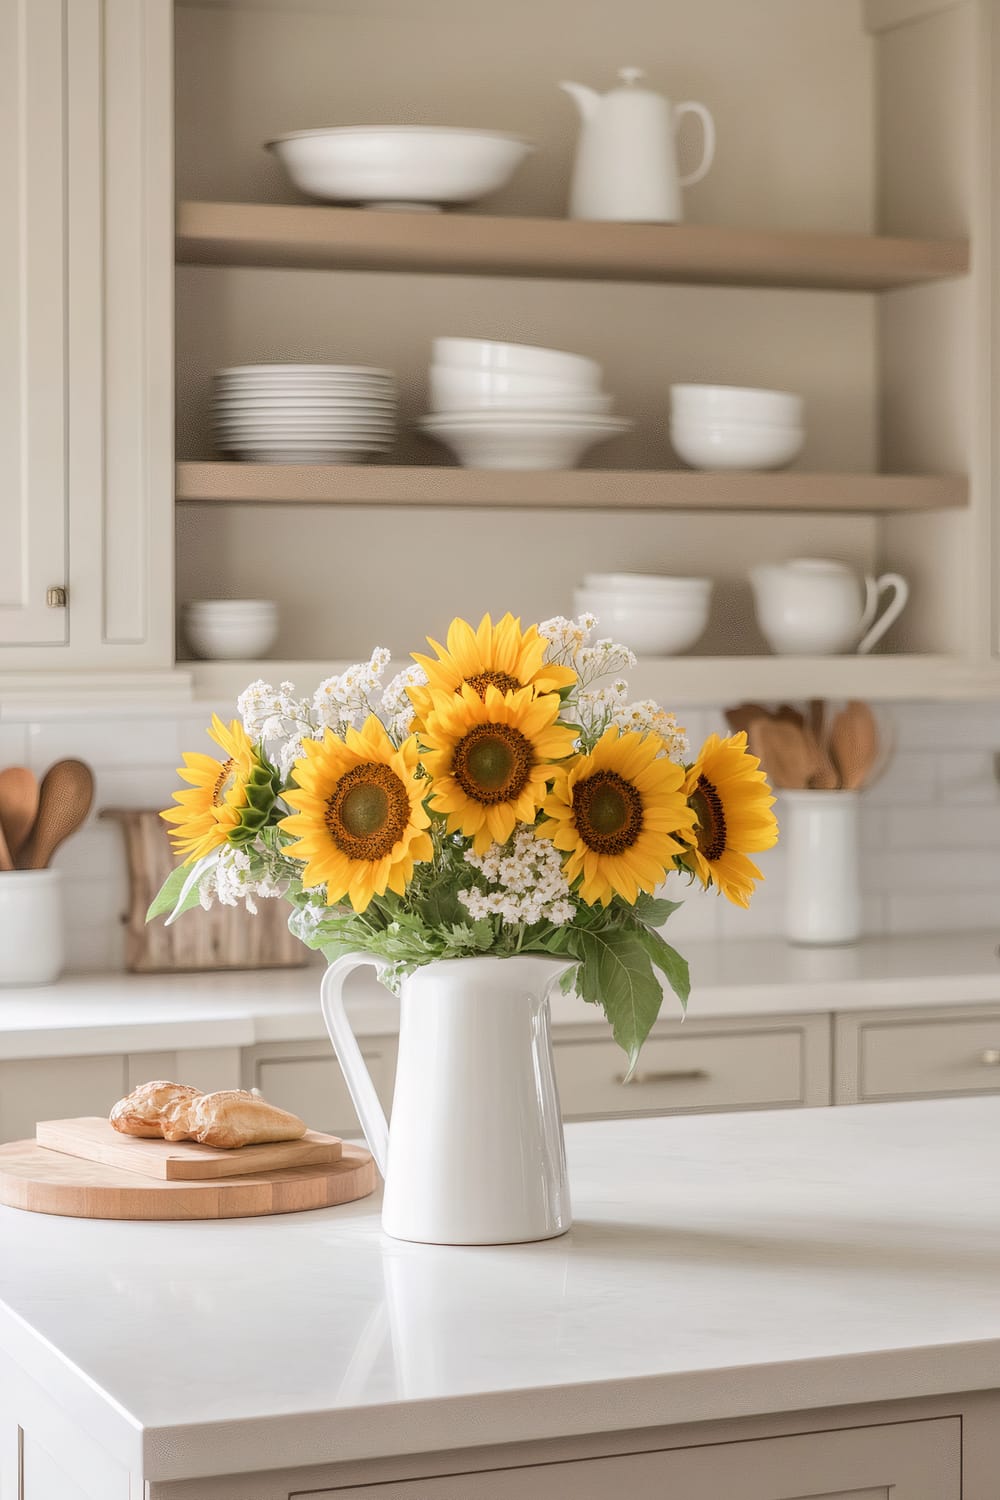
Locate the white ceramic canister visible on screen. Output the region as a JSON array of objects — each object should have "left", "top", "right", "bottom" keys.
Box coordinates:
[
  {"left": 0, "top": 870, "right": 65, "bottom": 984},
  {"left": 781, "top": 790, "right": 861, "bottom": 946}
]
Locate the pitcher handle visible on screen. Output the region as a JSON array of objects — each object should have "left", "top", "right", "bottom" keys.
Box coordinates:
[
  {"left": 857, "top": 572, "right": 910, "bottom": 655},
  {"left": 320, "top": 952, "right": 392, "bottom": 1177},
  {"left": 675, "top": 101, "right": 716, "bottom": 188}
]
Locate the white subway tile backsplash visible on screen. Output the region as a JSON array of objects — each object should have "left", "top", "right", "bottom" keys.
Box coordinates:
[{"left": 0, "top": 695, "right": 996, "bottom": 972}]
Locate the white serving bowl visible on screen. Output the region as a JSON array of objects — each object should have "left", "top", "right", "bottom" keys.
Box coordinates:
[
  {"left": 572, "top": 588, "right": 710, "bottom": 655},
  {"left": 670, "top": 384, "right": 804, "bottom": 425},
  {"left": 582, "top": 572, "right": 711, "bottom": 596},
  {"left": 670, "top": 419, "right": 804, "bottom": 471},
  {"left": 429, "top": 367, "right": 603, "bottom": 408},
  {"left": 433, "top": 338, "right": 602, "bottom": 386},
  {"left": 266, "top": 127, "right": 533, "bottom": 210},
  {"left": 417, "top": 413, "right": 630, "bottom": 470},
  {"left": 183, "top": 601, "right": 279, "bottom": 660}
]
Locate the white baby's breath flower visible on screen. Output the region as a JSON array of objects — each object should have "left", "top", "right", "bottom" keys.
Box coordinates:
[
  {"left": 199, "top": 845, "right": 289, "bottom": 916},
  {"left": 608, "top": 700, "right": 689, "bottom": 762},
  {"left": 458, "top": 826, "right": 574, "bottom": 929},
  {"left": 381, "top": 663, "right": 428, "bottom": 741}
]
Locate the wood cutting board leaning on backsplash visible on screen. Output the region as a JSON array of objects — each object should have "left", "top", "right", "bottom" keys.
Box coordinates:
[{"left": 101, "top": 809, "right": 307, "bottom": 972}]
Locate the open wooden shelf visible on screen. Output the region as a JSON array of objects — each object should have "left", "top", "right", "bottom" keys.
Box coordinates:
[
  {"left": 175, "top": 201, "right": 969, "bottom": 292},
  {"left": 175, "top": 462, "right": 967, "bottom": 514},
  {"left": 182, "top": 654, "right": 1000, "bottom": 708}
]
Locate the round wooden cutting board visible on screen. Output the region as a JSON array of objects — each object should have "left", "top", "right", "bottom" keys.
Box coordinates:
[{"left": 0, "top": 1140, "right": 376, "bottom": 1220}]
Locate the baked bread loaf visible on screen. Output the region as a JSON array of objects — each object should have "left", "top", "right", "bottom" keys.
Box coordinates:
[{"left": 110, "top": 1081, "right": 307, "bottom": 1149}]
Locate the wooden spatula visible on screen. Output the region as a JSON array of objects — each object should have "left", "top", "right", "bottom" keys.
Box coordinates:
[
  {"left": 748, "top": 719, "right": 816, "bottom": 789},
  {"left": 0, "top": 766, "right": 39, "bottom": 865},
  {"left": 725, "top": 702, "right": 772, "bottom": 737},
  {"left": 17, "top": 760, "right": 95, "bottom": 870},
  {"left": 829, "top": 701, "right": 880, "bottom": 790}
]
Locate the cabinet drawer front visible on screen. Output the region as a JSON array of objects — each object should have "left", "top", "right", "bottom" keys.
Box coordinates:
[
  {"left": 851, "top": 1014, "right": 1000, "bottom": 1101},
  {"left": 298, "top": 1416, "right": 959, "bottom": 1498},
  {"left": 0, "top": 1055, "right": 126, "bottom": 1144},
  {"left": 255, "top": 1048, "right": 394, "bottom": 1137},
  {"left": 555, "top": 1027, "right": 806, "bottom": 1118}
]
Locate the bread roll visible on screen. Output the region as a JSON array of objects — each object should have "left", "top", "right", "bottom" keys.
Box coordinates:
[{"left": 110, "top": 1081, "right": 307, "bottom": 1148}]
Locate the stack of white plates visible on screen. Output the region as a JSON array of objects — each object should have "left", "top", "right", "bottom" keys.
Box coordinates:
[
  {"left": 417, "top": 338, "right": 631, "bottom": 469},
  {"left": 213, "top": 365, "right": 397, "bottom": 464}
]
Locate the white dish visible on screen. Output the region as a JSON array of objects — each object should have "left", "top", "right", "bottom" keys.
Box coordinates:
[
  {"left": 417, "top": 414, "right": 631, "bottom": 470},
  {"left": 430, "top": 393, "right": 614, "bottom": 416},
  {"left": 213, "top": 417, "right": 396, "bottom": 429},
  {"left": 217, "top": 364, "right": 394, "bottom": 378},
  {"left": 221, "top": 448, "right": 375, "bottom": 464},
  {"left": 670, "top": 420, "right": 804, "bottom": 471},
  {"left": 434, "top": 338, "right": 601, "bottom": 385},
  {"left": 214, "top": 393, "right": 397, "bottom": 405},
  {"left": 182, "top": 604, "right": 279, "bottom": 660},
  {"left": 572, "top": 587, "right": 710, "bottom": 655},
  {"left": 266, "top": 127, "right": 533, "bottom": 210},
  {"left": 582, "top": 573, "right": 711, "bottom": 597},
  {"left": 430, "top": 365, "right": 603, "bottom": 404},
  {"left": 670, "top": 383, "right": 803, "bottom": 421}
]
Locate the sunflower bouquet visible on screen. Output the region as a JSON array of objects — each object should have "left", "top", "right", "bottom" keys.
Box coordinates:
[{"left": 150, "top": 613, "right": 778, "bottom": 1073}]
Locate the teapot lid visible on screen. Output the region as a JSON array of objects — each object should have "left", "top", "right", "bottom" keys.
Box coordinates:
[
  {"left": 618, "top": 66, "right": 646, "bottom": 86},
  {"left": 787, "top": 557, "right": 852, "bottom": 574}
]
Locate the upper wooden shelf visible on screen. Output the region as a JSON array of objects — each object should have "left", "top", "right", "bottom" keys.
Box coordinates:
[
  {"left": 175, "top": 201, "right": 969, "bottom": 292},
  {"left": 175, "top": 463, "right": 967, "bottom": 514}
]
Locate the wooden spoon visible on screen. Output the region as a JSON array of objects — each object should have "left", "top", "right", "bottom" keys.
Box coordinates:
[
  {"left": 802, "top": 724, "right": 840, "bottom": 789},
  {"left": 829, "top": 701, "right": 880, "bottom": 791},
  {"left": 0, "top": 818, "right": 13, "bottom": 872},
  {"left": 725, "top": 702, "right": 772, "bottom": 737},
  {"left": 0, "top": 766, "right": 39, "bottom": 864},
  {"left": 17, "top": 760, "right": 95, "bottom": 870},
  {"left": 748, "top": 719, "right": 817, "bottom": 789}
]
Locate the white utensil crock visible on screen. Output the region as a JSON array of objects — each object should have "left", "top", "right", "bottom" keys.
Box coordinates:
[
  {"left": 0, "top": 870, "right": 65, "bottom": 985},
  {"left": 320, "top": 953, "right": 572, "bottom": 1245},
  {"left": 782, "top": 790, "right": 861, "bottom": 946}
]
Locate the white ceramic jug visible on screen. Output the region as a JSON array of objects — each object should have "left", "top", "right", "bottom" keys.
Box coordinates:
[
  {"left": 560, "top": 67, "right": 715, "bottom": 222},
  {"left": 750, "top": 558, "right": 909, "bottom": 656},
  {"left": 782, "top": 790, "right": 861, "bottom": 946},
  {"left": 320, "top": 953, "right": 573, "bottom": 1245}
]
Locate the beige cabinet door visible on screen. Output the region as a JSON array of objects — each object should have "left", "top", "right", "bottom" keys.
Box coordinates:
[
  {"left": 0, "top": 0, "right": 68, "bottom": 646},
  {"left": 300, "top": 1417, "right": 959, "bottom": 1499},
  {"left": 247, "top": 1038, "right": 397, "bottom": 1137},
  {"left": 834, "top": 1003, "right": 1000, "bottom": 1102},
  {"left": 0, "top": 1056, "right": 127, "bottom": 1144}
]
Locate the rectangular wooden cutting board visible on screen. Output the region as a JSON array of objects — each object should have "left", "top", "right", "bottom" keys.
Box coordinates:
[{"left": 35, "top": 1117, "right": 343, "bottom": 1181}]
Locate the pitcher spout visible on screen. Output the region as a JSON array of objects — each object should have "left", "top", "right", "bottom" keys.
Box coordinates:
[{"left": 559, "top": 80, "right": 601, "bottom": 121}]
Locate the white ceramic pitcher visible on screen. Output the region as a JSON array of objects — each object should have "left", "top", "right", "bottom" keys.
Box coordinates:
[
  {"left": 750, "top": 558, "right": 909, "bottom": 656},
  {"left": 320, "top": 953, "right": 573, "bottom": 1245},
  {"left": 561, "top": 67, "right": 715, "bottom": 222}
]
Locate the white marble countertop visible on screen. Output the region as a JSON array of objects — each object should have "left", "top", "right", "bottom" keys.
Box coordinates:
[
  {"left": 0, "top": 931, "right": 999, "bottom": 1060},
  {"left": 1, "top": 1096, "right": 999, "bottom": 1483}
]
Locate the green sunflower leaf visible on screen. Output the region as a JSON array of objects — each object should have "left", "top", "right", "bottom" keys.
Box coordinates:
[
  {"left": 627, "top": 892, "right": 684, "bottom": 927},
  {"left": 571, "top": 928, "right": 664, "bottom": 1080},
  {"left": 632, "top": 925, "right": 690, "bottom": 1012}
]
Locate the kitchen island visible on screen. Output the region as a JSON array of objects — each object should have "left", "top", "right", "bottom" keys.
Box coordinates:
[{"left": 1, "top": 1097, "right": 999, "bottom": 1497}]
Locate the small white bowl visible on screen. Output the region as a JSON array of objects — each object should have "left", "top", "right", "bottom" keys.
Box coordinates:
[
  {"left": 670, "top": 419, "right": 804, "bottom": 471},
  {"left": 582, "top": 572, "right": 710, "bottom": 596},
  {"left": 572, "top": 588, "right": 710, "bottom": 655},
  {"left": 183, "top": 601, "right": 279, "bottom": 661},
  {"left": 418, "top": 414, "right": 630, "bottom": 470},
  {"left": 433, "top": 338, "right": 602, "bottom": 386},
  {"left": 670, "top": 384, "right": 804, "bottom": 425},
  {"left": 266, "top": 127, "right": 533, "bottom": 211},
  {"left": 430, "top": 368, "right": 601, "bottom": 407}
]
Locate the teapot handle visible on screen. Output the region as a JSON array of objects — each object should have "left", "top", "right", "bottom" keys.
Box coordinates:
[
  {"left": 320, "top": 952, "right": 392, "bottom": 1177},
  {"left": 857, "top": 573, "right": 910, "bottom": 655},
  {"left": 674, "top": 101, "right": 716, "bottom": 187}
]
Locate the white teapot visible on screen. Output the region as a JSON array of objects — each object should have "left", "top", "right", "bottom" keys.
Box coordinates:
[
  {"left": 560, "top": 67, "right": 715, "bottom": 223},
  {"left": 750, "top": 558, "right": 909, "bottom": 657}
]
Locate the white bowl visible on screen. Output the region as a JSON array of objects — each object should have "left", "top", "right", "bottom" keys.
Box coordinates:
[
  {"left": 417, "top": 414, "right": 630, "bottom": 470},
  {"left": 572, "top": 588, "right": 710, "bottom": 655},
  {"left": 183, "top": 603, "right": 279, "bottom": 660},
  {"left": 582, "top": 572, "right": 710, "bottom": 595},
  {"left": 266, "top": 127, "right": 533, "bottom": 210},
  {"left": 429, "top": 367, "right": 603, "bottom": 409},
  {"left": 670, "top": 384, "right": 804, "bottom": 425},
  {"left": 433, "top": 338, "right": 602, "bottom": 386},
  {"left": 670, "top": 419, "right": 804, "bottom": 471}
]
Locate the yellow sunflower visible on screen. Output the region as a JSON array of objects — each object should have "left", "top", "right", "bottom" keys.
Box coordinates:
[
  {"left": 161, "top": 715, "right": 276, "bottom": 863},
  {"left": 539, "top": 726, "right": 696, "bottom": 906},
  {"left": 420, "top": 682, "right": 576, "bottom": 854},
  {"left": 279, "top": 716, "right": 432, "bottom": 913},
  {"left": 679, "top": 731, "right": 778, "bottom": 908},
  {"left": 408, "top": 613, "right": 576, "bottom": 728}
]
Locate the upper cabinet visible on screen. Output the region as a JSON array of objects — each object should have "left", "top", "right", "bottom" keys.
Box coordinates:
[{"left": 0, "top": 0, "right": 175, "bottom": 688}]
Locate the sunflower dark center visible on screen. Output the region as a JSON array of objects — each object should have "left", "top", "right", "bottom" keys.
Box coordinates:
[
  {"left": 212, "top": 758, "right": 237, "bottom": 807},
  {"left": 325, "top": 762, "right": 410, "bottom": 860},
  {"left": 464, "top": 670, "right": 522, "bottom": 698},
  {"left": 573, "top": 771, "right": 644, "bottom": 854},
  {"left": 452, "top": 723, "right": 532, "bottom": 805},
  {"left": 692, "top": 775, "right": 727, "bottom": 861}
]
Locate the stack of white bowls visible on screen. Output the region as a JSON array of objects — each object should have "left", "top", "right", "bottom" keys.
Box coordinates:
[
  {"left": 573, "top": 573, "right": 712, "bottom": 655},
  {"left": 182, "top": 600, "right": 279, "bottom": 661},
  {"left": 213, "top": 365, "right": 397, "bottom": 464},
  {"left": 417, "top": 338, "right": 632, "bottom": 469},
  {"left": 669, "top": 384, "right": 804, "bottom": 471}
]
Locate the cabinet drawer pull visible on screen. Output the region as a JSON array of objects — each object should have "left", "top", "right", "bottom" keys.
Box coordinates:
[
  {"left": 616, "top": 1068, "right": 709, "bottom": 1086},
  {"left": 980, "top": 1049, "right": 1000, "bottom": 1066}
]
